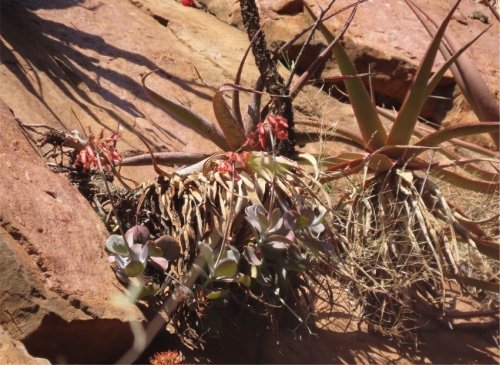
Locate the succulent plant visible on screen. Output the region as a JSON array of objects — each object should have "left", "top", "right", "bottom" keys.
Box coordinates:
[{"left": 106, "top": 225, "right": 180, "bottom": 297}]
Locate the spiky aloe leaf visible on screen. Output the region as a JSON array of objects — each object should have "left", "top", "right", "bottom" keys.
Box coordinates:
[
  {"left": 142, "top": 71, "right": 230, "bottom": 151},
  {"left": 378, "top": 106, "right": 499, "bottom": 158},
  {"left": 424, "top": 26, "right": 491, "bottom": 104},
  {"left": 304, "top": 2, "right": 387, "bottom": 151},
  {"left": 386, "top": 0, "right": 461, "bottom": 150},
  {"left": 409, "top": 122, "right": 500, "bottom": 158},
  {"left": 430, "top": 169, "right": 498, "bottom": 194},
  {"left": 406, "top": 0, "right": 499, "bottom": 149}
]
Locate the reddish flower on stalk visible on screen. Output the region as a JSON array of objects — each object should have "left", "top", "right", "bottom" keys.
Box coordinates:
[
  {"left": 244, "top": 115, "right": 289, "bottom": 150},
  {"left": 74, "top": 128, "right": 122, "bottom": 173},
  {"left": 216, "top": 151, "right": 251, "bottom": 181}
]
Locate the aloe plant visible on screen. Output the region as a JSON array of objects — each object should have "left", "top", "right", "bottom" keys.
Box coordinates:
[{"left": 303, "top": 0, "right": 499, "bottom": 339}]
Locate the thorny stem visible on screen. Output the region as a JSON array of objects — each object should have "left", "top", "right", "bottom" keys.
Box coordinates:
[{"left": 239, "top": 0, "right": 296, "bottom": 157}]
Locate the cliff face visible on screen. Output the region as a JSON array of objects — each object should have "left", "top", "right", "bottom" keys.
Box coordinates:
[{"left": 0, "top": 0, "right": 498, "bottom": 363}]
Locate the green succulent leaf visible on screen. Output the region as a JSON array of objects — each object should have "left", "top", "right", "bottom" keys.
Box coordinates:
[
  {"left": 124, "top": 260, "right": 146, "bottom": 277},
  {"left": 235, "top": 274, "right": 252, "bottom": 287},
  {"left": 106, "top": 235, "right": 128, "bottom": 255},
  {"left": 198, "top": 242, "right": 215, "bottom": 276},
  {"left": 214, "top": 258, "right": 238, "bottom": 278},
  {"left": 206, "top": 289, "right": 230, "bottom": 300},
  {"left": 263, "top": 235, "right": 293, "bottom": 250}
]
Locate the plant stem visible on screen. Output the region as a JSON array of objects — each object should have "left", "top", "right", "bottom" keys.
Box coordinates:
[{"left": 239, "top": 0, "right": 296, "bottom": 158}]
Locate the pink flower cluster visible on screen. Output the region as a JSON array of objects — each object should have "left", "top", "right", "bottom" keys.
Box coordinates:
[{"left": 74, "top": 128, "right": 122, "bottom": 173}]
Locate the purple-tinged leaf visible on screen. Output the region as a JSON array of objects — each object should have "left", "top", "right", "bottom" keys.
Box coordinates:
[
  {"left": 149, "top": 256, "right": 169, "bottom": 270},
  {"left": 154, "top": 235, "right": 181, "bottom": 261},
  {"left": 125, "top": 225, "right": 150, "bottom": 246},
  {"left": 243, "top": 245, "right": 262, "bottom": 266}
]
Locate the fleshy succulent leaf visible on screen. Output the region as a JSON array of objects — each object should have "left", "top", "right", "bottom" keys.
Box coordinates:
[
  {"left": 149, "top": 256, "right": 169, "bottom": 270},
  {"left": 106, "top": 235, "right": 128, "bottom": 255},
  {"left": 206, "top": 289, "right": 230, "bottom": 300},
  {"left": 214, "top": 258, "right": 238, "bottom": 278},
  {"left": 154, "top": 235, "right": 181, "bottom": 261},
  {"left": 198, "top": 241, "right": 215, "bottom": 276},
  {"left": 125, "top": 225, "right": 150, "bottom": 246},
  {"left": 146, "top": 240, "right": 163, "bottom": 257},
  {"left": 243, "top": 245, "right": 262, "bottom": 266},
  {"left": 124, "top": 260, "right": 146, "bottom": 277}
]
